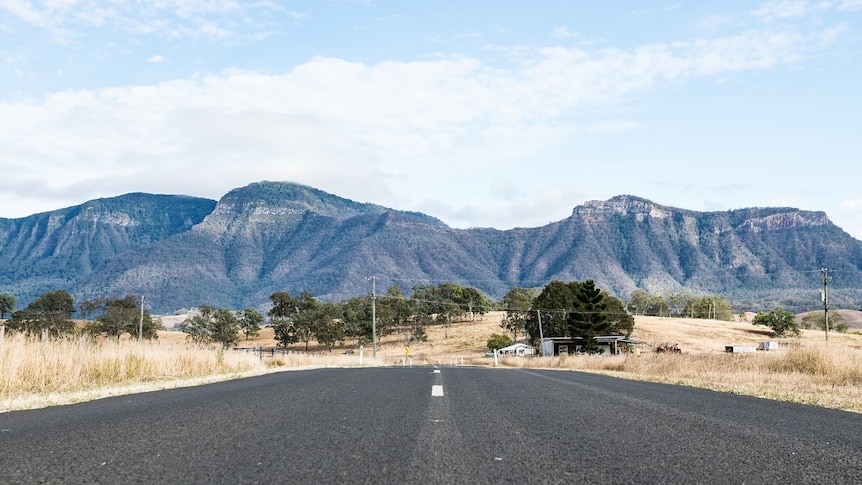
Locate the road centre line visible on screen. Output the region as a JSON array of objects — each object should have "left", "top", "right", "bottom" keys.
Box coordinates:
[{"left": 432, "top": 385, "right": 444, "bottom": 397}]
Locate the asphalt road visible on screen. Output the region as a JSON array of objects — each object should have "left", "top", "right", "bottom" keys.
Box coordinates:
[{"left": 2, "top": 366, "right": 862, "bottom": 484}]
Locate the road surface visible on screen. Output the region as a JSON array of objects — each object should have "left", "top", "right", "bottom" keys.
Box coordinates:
[{"left": 2, "top": 366, "right": 862, "bottom": 483}]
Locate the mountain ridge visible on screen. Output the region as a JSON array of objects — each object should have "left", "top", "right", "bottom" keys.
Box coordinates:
[{"left": 1, "top": 182, "right": 860, "bottom": 314}]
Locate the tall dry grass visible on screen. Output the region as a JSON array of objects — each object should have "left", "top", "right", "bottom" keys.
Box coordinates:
[
  {"left": 0, "top": 334, "right": 371, "bottom": 412},
  {"left": 498, "top": 342, "right": 862, "bottom": 412}
]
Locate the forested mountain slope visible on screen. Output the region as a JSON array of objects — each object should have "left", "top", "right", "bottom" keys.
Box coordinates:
[{"left": 2, "top": 182, "right": 860, "bottom": 314}]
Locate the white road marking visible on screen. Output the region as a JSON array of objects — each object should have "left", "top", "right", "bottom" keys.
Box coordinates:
[
  {"left": 432, "top": 385, "right": 444, "bottom": 397},
  {"left": 434, "top": 370, "right": 441, "bottom": 374}
]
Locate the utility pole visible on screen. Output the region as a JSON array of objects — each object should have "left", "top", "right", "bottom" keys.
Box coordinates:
[
  {"left": 536, "top": 310, "right": 544, "bottom": 356},
  {"left": 139, "top": 295, "right": 144, "bottom": 340},
  {"left": 821, "top": 268, "right": 830, "bottom": 341},
  {"left": 369, "top": 276, "right": 377, "bottom": 357}
]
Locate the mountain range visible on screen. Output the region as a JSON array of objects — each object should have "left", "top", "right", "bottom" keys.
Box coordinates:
[{"left": 2, "top": 181, "right": 861, "bottom": 314}]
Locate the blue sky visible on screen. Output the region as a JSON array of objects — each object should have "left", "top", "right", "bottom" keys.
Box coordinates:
[{"left": 1, "top": 1, "right": 861, "bottom": 240}]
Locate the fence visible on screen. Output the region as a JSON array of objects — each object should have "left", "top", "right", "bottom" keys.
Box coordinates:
[{"left": 232, "top": 347, "right": 325, "bottom": 359}]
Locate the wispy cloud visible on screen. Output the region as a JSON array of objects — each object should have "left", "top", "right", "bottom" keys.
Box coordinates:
[
  {"left": 552, "top": 27, "right": 580, "bottom": 39},
  {"left": 0, "top": 0, "right": 297, "bottom": 42}
]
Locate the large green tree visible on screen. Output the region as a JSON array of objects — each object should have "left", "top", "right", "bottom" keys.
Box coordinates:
[
  {"left": 753, "top": 308, "right": 800, "bottom": 337},
  {"left": 568, "top": 280, "right": 610, "bottom": 353},
  {"left": 525, "top": 280, "right": 575, "bottom": 339},
  {"left": 8, "top": 290, "right": 76, "bottom": 338}
]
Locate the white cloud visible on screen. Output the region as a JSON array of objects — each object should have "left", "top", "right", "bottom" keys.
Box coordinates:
[
  {"left": 836, "top": 0, "right": 862, "bottom": 10},
  {"left": 147, "top": 54, "right": 164, "bottom": 63},
  {"left": 552, "top": 27, "right": 580, "bottom": 39},
  {"left": 751, "top": 1, "right": 813, "bottom": 21},
  {"left": 0, "top": 22, "right": 847, "bottom": 229}
]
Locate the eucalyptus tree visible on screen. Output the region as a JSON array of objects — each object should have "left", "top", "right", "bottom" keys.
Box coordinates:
[
  {"left": 8, "top": 290, "right": 76, "bottom": 338},
  {"left": 501, "top": 287, "right": 534, "bottom": 342}
]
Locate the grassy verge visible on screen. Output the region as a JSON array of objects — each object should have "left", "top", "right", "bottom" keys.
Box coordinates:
[
  {"left": 496, "top": 341, "right": 862, "bottom": 413},
  {"left": 0, "top": 335, "right": 372, "bottom": 412}
]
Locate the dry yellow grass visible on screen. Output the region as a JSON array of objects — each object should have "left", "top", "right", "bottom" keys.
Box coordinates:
[
  {"left": 3, "top": 311, "right": 862, "bottom": 413},
  {"left": 0, "top": 332, "right": 373, "bottom": 413},
  {"left": 490, "top": 314, "right": 862, "bottom": 413}
]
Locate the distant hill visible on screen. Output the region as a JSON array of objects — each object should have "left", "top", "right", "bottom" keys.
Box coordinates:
[{"left": 2, "top": 181, "right": 861, "bottom": 314}]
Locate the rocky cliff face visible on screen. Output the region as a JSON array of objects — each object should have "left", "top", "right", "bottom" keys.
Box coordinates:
[{"left": 2, "top": 184, "right": 860, "bottom": 313}]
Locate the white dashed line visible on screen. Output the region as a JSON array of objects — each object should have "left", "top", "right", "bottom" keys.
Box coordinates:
[
  {"left": 432, "top": 385, "right": 444, "bottom": 397},
  {"left": 434, "top": 370, "right": 441, "bottom": 374}
]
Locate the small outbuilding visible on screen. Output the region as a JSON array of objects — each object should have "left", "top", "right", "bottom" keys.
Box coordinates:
[
  {"left": 497, "top": 343, "right": 535, "bottom": 357},
  {"left": 539, "top": 336, "right": 648, "bottom": 356},
  {"left": 725, "top": 345, "right": 757, "bottom": 353}
]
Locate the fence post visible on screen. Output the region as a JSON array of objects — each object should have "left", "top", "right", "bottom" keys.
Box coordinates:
[{"left": 0, "top": 325, "right": 4, "bottom": 343}]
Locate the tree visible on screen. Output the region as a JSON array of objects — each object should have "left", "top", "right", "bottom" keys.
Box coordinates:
[
  {"left": 314, "top": 302, "right": 345, "bottom": 351},
  {"left": 568, "top": 280, "right": 610, "bottom": 354},
  {"left": 269, "top": 292, "right": 300, "bottom": 348},
  {"left": 603, "top": 292, "right": 634, "bottom": 338},
  {"left": 460, "top": 287, "right": 490, "bottom": 321},
  {"left": 501, "top": 287, "right": 534, "bottom": 342},
  {"left": 238, "top": 308, "right": 263, "bottom": 339},
  {"left": 293, "top": 292, "right": 323, "bottom": 351},
  {"left": 487, "top": 333, "right": 514, "bottom": 351},
  {"left": 0, "top": 292, "right": 16, "bottom": 319},
  {"left": 210, "top": 308, "right": 240, "bottom": 349},
  {"left": 382, "top": 285, "right": 412, "bottom": 335},
  {"left": 8, "top": 290, "right": 76, "bottom": 338},
  {"left": 801, "top": 310, "right": 847, "bottom": 333},
  {"left": 342, "top": 296, "right": 371, "bottom": 345},
  {"left": 525, "top": 280, "right": 575, "bottom": 340},
  {"left": 753, "top": 308, "right": 800, "bottom": 337},
  {"left": 178, "top": 305, "right": 240, "bottom": 348},
  {"left": 628, "top": 290, "right": 650, "bottom": 316},
  {"left": 78, "top": 298, "right": 105, "bottom": 321},
  {"left": 178, "top": 305, "right": 215, "bottom": 345},
  {"left": 86, "top": 295, "right": 159, "bottom": 340},
  {"left": 683, "top": 295, "right": 733, "bottom": 320}
]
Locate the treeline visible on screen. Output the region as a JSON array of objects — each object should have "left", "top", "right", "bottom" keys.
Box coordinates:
[
  {"left": 627, "top": 290, "right": 734, "bottom": 320},
  {"left": 1, "top": 290, "right": 162, "bottom": 340},
  {"left": 178, "top": 283, "right": 493, "bottom": 350},
  {"left": 2, "top": 281, "right": 747, "bottom": 349}
]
